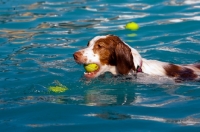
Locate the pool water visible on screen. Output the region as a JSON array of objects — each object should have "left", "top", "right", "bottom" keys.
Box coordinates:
[{"left": 1, "top": 0, "right": 200, "bottom": 131}]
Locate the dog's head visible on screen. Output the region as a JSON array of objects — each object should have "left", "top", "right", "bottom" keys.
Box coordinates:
[{"left": 73, "top": 35, "right": 142, "bottom": 78}]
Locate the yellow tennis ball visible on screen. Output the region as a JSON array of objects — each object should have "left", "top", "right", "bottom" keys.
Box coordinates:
[
  {"left": 49, "top": 86, "right": 68, "bottom": 93},
  {"left": 125, "top": 22, "right": 139, "bottom": 30},
  {"left": 84, "top": 63, "right": 99, "bottom": 72}
]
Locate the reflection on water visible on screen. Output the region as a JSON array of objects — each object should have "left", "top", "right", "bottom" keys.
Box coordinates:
[
  {"left": 86, "top": 111, "right": 200, "bottom": 126},
  {"left": 167, "top": 0, "right": 200, "bottom": 6},
  {"left": 0, "top": 29, "right": 35, "bottom": 44}
]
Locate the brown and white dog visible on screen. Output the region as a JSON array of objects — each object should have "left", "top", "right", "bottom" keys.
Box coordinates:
[{"left": 73, "top": 35, "right": 200, "bottom": 82}]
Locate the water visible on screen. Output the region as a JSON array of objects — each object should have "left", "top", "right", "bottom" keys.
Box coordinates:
[{"left": 1, "top": 0, "right": 200, "bottom": 131}]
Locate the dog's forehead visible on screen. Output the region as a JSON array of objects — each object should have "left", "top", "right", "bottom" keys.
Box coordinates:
[{"left": 88, "top": 35, "right": 107, "bottom": 47}]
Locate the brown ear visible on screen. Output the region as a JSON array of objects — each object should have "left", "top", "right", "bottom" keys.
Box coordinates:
[{"left": 115, "top": 41, "right": 135, "bottom": 75}]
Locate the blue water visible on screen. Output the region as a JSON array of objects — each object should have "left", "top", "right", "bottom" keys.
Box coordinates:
[{"left": 1, "top": 0, "right": 200, "bottom": 131}]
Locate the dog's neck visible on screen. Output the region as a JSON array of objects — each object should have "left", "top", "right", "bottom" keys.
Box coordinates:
[{"left": 129, "top": 47, "right": 168, "bottom": 76}]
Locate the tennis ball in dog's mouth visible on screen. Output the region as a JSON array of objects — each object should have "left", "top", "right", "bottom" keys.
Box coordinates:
[
  {"left": 125, "top": 22, "right": 139, "bottom": 30},
  {"left": 84, "top": 63, "right": 99, "bottom": 72}
]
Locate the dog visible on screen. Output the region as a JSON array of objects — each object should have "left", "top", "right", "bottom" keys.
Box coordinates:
[{"left": 73, "top": 35, "right": 200, "bottom": 82}]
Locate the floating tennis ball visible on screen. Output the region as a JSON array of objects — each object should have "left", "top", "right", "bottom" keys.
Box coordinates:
[
  {"left": 84, "top": 63, "right": 99, "bottom": 72},
  {"left": 49, "top": 86, "right": 68, "bottom": 93},
  {"left": 48, "top": 80, "right": 68, "bottom": 93},
  {"left": 125, "top": 22, "right": 139, "bottom": 30}
]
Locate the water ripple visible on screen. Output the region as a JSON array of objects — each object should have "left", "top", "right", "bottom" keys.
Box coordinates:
[{"left": 85, "top": 111, "right": 200, "bottom": 126}]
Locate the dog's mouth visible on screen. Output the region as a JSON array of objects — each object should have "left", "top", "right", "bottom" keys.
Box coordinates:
[{"left": 83, "top": 63, "right": 100, "bottom": 78}]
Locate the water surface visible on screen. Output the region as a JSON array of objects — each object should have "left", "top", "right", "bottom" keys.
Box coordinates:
[{"left": 1, "top": 0, "right": 200, "bottom": 131}]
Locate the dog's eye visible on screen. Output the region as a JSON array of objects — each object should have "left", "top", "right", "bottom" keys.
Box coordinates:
[
  {"left": 97, "top": 44, "right": 102, "bottom": 48},
  {"left": 98, "top": 42, "right": 105, "bottom": 48}
]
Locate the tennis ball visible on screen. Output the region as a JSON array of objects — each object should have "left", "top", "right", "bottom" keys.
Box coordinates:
[
  {"left": 125, "top": 22, "right": 139, "bottom": 30},
  {"left": 49, "top": 86, "right": 68, "bottom": 93},
  {"left": 84, "top": 63, "right": 99, "bottom": 72}
]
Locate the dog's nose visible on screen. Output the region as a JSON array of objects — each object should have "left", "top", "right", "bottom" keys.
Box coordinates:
[{"left": 73, "top": 51, "right": 82, "bottom": 60}]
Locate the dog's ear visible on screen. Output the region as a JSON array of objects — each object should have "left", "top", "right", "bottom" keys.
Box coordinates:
[{"left": 114, "top": 41, "right": 135, "bottom": 75}]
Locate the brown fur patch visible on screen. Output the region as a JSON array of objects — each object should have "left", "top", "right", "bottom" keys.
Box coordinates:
[
  {"left": 115, "top": 39, "right": 135, "bottom": 74},
  {"left": 164, "top": 64, "right": 198, "bottom": 81},
  {"left": 93, "top": 35, "right": 135, "bottom": 75},
  {"left": 194, "top": 63, "right": 200, "bottom": 70},
  {"left": 93, "top": 36, "right": 116, "bottom": 65}
]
